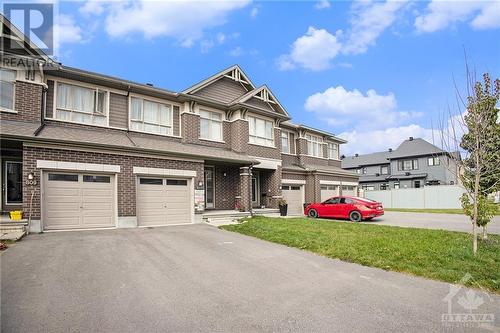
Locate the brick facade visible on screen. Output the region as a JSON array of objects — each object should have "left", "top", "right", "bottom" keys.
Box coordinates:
[
  {"left": 214, "top": 165, "right": 239, "bottom": 210},
  {"left": 0, "top": 81, "right": 43, "bottom": 122},
  {"left": 22, "top": 145, "right": 204, "bottom": 219}
]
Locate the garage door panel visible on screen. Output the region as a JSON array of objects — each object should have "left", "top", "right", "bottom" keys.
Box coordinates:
[
  {"left": 137, "top": 178, "right": 191, "bottom": 226},
  {"left": 282, "top": 185, "right": 304, "bottom": 216},
  {"left": 44, "top": 172, "right": 115, "bottom": 230}
]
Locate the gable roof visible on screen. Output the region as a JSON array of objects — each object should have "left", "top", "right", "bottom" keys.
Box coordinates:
[
  {"left": 230, "top": 85, "right": 289, "bottom": 117},
  {"left": 182, "top": 64, "right": 254, "bottom": 95},
  {"left": 390, "top": 138, "right": 445, "bottom": 159}
]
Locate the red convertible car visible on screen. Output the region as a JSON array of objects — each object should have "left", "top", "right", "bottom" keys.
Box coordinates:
[{"left": 304, "top": 196, "right": 384, "bottom": 222}]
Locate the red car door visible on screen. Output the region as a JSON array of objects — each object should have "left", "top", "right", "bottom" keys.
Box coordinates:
[
  {"left": 337, "top": 197, "right": 353, "bottom": 218},
  {"left": 321, "top": 197, "right": 341, "bottom": 217}
]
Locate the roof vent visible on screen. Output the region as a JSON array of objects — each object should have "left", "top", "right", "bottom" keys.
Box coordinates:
[
  {"left": 355, "top": 153, "right": 359, "bottom": 157},
  {"left": 146, "top": 83, "right": 154, "bottom": 86},
  {"left": 405, "top": 172, "right": 411, "bottom": 176},
  {"left": 388, "top": 148, "right": 392, "bottom": 152},
  {"left": 409, "top": 136, "right": 414, "bottom": 141}
]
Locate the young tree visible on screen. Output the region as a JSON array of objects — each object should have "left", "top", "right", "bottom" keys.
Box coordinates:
[{"left": 459, "top": 73, "right": 500, "bottom": 254}]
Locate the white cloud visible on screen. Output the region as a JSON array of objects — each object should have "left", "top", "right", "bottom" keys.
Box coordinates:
[
  {"left": 315, "top": 0, "right": 331, "bottom": 10},
  {"left": 104, "top": 0, "right": 250, "bottom": 45},
  {"left": 342, "top": 0, "right": 408, "bottom": 55},
  {"left": 79, "top": 1, "right": 105, "bottom": 16},
  {"left": 250, "top": 6, "right": 259, "bottom": 18},
  {"left": 305, "top": 86, "right": 422, "bottom": 130},
  {"left": 229, "top": 46, "right": 243, "bottom": 57},
  {"left": 339, "top": 124, "right": 435, "bottom": 155},
  {"left": 55, "top": 14, "right": 85, "bottom": 46},
  {"left": 415, "top": 0, "right": 500, "bottom": 33},
  {"left": 277, "top": 27, "right": 342, "bottom": 71}
]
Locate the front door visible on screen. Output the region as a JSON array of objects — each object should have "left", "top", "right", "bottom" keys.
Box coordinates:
[
  {"left": 3, "top": 160, "right": 22, "bottom": 210},
  {"left": 251, "top": 171, "right": 260, "bottom": 207},
  {"left": 204, "top": 167, "right": 215, "bottom": 209}
]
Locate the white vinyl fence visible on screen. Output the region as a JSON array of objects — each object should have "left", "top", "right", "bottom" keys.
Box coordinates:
[{"left": 362, "top": 185, "right": 466, "bottom": 209}]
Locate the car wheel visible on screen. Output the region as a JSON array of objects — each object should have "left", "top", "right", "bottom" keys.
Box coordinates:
[
  {"left": 349, "top": 211, "right": 362, "bottom": 222},
  {"left": 308, "top": 209, "right": 319, "bottom": 218}
]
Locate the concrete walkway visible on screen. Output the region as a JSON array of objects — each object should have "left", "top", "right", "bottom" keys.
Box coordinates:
[
  {"left": 2, "top": 225, "right": 499, "bottom": 332},
  {"left": 368, "top": 211, "right": 500, "bottom": 234}
]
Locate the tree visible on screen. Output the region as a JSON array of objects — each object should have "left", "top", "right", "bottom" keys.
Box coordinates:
[{"left": 459, "top": 73, "right": 500, "bottom": 254}]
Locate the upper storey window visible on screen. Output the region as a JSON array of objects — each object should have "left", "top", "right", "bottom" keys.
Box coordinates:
[
  {"left": 249, "top": 116, "right": 274, "bottom": 147},
  {"left": 56, "top": 82, "right": 108, "bottom": 126},
  {"left": 281, "top": 131, "right": 290, "bottom": 154},
  {"left": 306, "top": 134, "right": 323, "bottom": 158},
  {"left": 200, "top": 109, "right": 223, "bottom": 141},
  {"left": 130, "top": 97, "right": 173, "bottom": 136},
  {"left": 1, "top": 68, "right": 16, "bottom": 111},
  {"left": 327, "top": 142, "right": 339, "bottom": 160}
]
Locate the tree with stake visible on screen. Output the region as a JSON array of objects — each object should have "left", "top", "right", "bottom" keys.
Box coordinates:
[{"left": 459, "top": 73, "right": 500, "bottom": 254}]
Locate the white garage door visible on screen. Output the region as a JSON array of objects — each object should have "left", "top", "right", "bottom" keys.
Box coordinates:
[
  {"left": 342, "top": 185, "right": 358, "bottom": 197},
  {"left": 137, "top": 178, "right": 191, "bottom": 226},
  {"left": 43, "top": 173, "right": 115, "bottom": 230},
  {"left": 282, "top": 184, "right": 304, "bottom": 216},
  {"left": 321, "top": 185, "right": 339, "bottom": 202}
]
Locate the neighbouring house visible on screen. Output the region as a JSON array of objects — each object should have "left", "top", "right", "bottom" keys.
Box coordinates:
[
  {"left": 0, "top": 16, "right": 358, "bottom": 232},
  {"left": 341, "top": 137, "right": 460, "bottom": 191}
]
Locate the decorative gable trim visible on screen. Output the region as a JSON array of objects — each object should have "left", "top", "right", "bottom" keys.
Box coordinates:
[
  {"left": 232, "top": 85, "right": 289, "bottom": 117},
  {"left": 182, "top": 65, "right": 255, "bottom": 95}
]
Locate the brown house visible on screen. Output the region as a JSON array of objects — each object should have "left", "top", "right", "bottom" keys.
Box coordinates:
[{"left": 0, "top": 16, "right": 358, "bottom": 232}]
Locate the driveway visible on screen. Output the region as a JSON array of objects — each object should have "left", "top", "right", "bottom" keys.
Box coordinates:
[
  {"left": 2, "top": 225, "right": 499, "bottom": 332},
  {"left": 368, "top": 211, "right": 500, "bottom": 234}
]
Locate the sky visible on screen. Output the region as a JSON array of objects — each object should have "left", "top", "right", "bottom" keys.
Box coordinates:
[{"left": 5, "top": 0, "right": 500, "bottom": 155}]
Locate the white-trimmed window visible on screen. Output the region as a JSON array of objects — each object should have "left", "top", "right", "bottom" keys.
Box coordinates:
[
  {"left": 306, "top": 134, "right": 323, "bottom": 158},
  {"left": 1, "top": 68, "right": 16, "bottom": 111},
  {"left": 56, "top": 82, "right": 108, "bottom": 126},
  {"left": 380, "top": 165, "right": 389, "bottom": 175},
  {"left": 130, "top": 97, "right": 173, "bottom": 135},
  {"left": 281, "top": 131, "right": 290, "bottom": 153},
  {"left": 328, "top": 142, "right": 339, "bottom": 159},
  {"left": 200, "top": 109, "right": 223, "bottom": 141},
  {"left": 249, "top": 116, "right": 274, "bottom": 147},
  {"left": 428, "top": 156, "right": 440, "bottom": 166}
]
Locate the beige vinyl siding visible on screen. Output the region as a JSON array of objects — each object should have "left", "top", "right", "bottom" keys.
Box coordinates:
[
  {"left": 193, "top": 77, "right": 248, "bottom": 103},
  {"left": 45, "top": 80, "right": 54, "bottom": 118},
  {"left": 109, "top": 92, "right": 128, "bottom": 128}
]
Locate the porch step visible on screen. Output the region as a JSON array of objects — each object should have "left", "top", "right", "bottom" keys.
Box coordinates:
[
  {"left": 0, "top": 223, "right": 26, "bottom": 241},
  {"left": 253, "top": 208, "right": 280, "bottom": 217}
]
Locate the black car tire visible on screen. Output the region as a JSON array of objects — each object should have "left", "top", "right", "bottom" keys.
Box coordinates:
[
  {"left": 349, "top": 210, "right": 362, "bottom": 222},
  {"left": 308, "top": 209, "right": 319, "bottom": 218}
]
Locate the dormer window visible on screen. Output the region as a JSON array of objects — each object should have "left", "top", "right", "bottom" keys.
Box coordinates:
[
  {"left": 305, "top": 134, "right": 323, "bottom": 158},
  {"left": 130, "top": 97, "right": 173, "bottom": 136},
  {"left": 0, "top": 68, "right": 16, "bottom": 111},
  {"left": 56, "top": 82, "right": 108, "bottom": 126}
]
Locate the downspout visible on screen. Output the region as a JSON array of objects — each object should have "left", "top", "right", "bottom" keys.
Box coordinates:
[
  {"left": 124, "top": 85, "right": 137, "bottom": 147},
  {"left": 249, "top": 164, "right": 254, "bottom": 217},
  {"left": 34, "top": 61, "right": 48, "bottom": 136}
]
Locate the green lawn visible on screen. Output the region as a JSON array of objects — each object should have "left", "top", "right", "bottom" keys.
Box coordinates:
[{"left": 221, "top": 217, "right": 500, "bottom": 293}]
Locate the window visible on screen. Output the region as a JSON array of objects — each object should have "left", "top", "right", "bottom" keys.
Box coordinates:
[
  {"left": 5, "top": 161, "right": 22, "bottom": 203},
  {"left": 414, "top": 180, "right": 421, "bottom": 188},
  {"left": 428, "top": 157, "right": 440, "bottom": 166},
  {"left": 166, "top": 179, "right": 188, "bottom": 186},
  {"left": 324, "top": 197, "right": 340, "bottom": 204},
  {"left": 362, "top": 185, "right": 375, "bottom": 191},
  {"left": 380, "top": 165, "right": 389, "bottom": 175},
  {"left": 48, "top": 173, "right": 78, "bottom": 182},
  {"left": 380, "top": 183, "right": 389, "bottom": 190},
  {"left": 140, "top": 178, "right": 163, "bottom": 185},
  {"left": 342, "top": 185, "right": 355, "bottom": 191},
  {"left": 0, "top": 68, "right": 16, "bottom": 111},
  {"left": 394, "top": 182, "right": 400, "bottom": 189},
  {"left": 200, "top": 109, "right": 223, "bottom": 141},
  {"left": 56, "top": 82, "right": 108, "bottom": 125},
  {"left": 305, "top": 134, "right": 323, "bottom": 158},
  {"left": 356, "top": 169, "right": 362, "bottom": 174},
  {"left": 83, "top": 175, "right": 110, "bottom": 183},
  {"left": 290, "top": 186, "right": 300, "bottom": 190},
  {"left": 281, "top": 185, "right": 290, "bottom": 190},
  {"left": 340, "top": 197, "right": 354, "bottom": 204},
  {"left": 130, "top": 97, "right": 173, "bottom": 135},
  {"left": 398, "top": 159, "right": 418, "bottom": 171},
  {"left": 362, "top": 167, "right": 367, "bottom": 174},
  {"left": 328, "top": 142, "right": 339, "bottom": 160},
  {"left": 281, "top": 131, "right": 290, "bottom": 154},
  {"left": 248, "top": 116, "right": 274, "bottom": 147}
]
